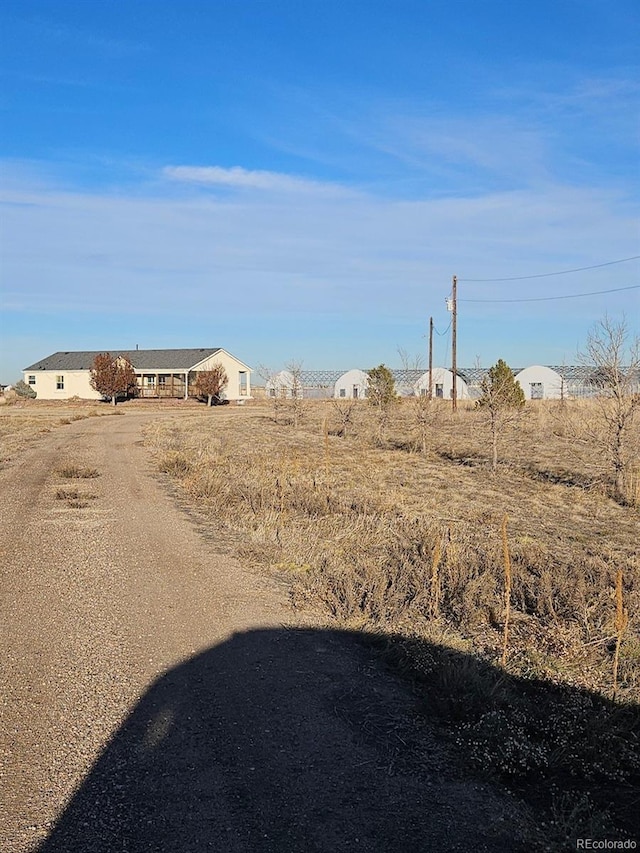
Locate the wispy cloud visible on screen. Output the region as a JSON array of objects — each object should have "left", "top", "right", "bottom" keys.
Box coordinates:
[
  {"left": 163, "top": 165, "right": 352, "bottom": 196},
  {"left": 3, "top": 161, "right": 637, "bottom": 314},
  {"left": 363, "top": 115, "right": 551, "bottom": 190},
  {"left": 2, "top": 160, "right": 638, "bottom": 380},
  {"left": 26, "top": 15, "right": 148, "bottom": 56}
]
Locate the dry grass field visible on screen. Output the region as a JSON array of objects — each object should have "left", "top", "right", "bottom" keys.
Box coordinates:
[
  {"left": 145, "top": 396, "right": 639, "bottom": 842},
  {"left": 0, "top": 398, "right": 125, "bottom": 465},
  {"left": 2, "top": 395, "right": 637, "bottom": 842}
]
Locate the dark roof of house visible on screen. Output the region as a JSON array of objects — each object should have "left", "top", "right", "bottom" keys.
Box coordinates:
[{"left": 23, "top": 348, "right": 234, "bottom": 372}]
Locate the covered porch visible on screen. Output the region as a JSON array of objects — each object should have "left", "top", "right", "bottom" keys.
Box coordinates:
[{"left": 137, "top": 372, "right": 192, "bottom": 399}]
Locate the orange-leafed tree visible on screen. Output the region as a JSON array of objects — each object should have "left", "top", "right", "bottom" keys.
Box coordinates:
[
  {"left": 195, "top": 364, "right": 228, "bottom": 406},
  {"left": 90, "top": 353, "right": 138, "bottom": 406}
]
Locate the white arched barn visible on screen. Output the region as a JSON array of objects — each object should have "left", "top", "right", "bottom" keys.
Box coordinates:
[
  {"left": 515, "top": 365, "right": 564, "bottom": 400},
  {"left": 414, "top": 367, "right": 469, "bottom": 400},
  {"left": 265, "top": 369, "right": 302, "bottom": 399},
  {"left": 333, "top": 369, "right": 370, "bottom": 400}
]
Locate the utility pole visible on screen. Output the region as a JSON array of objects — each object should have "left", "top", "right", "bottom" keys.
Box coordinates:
[
  {"left": 428, "top": 316, "right": 433, "bottom": 400},
  {"left": 451, "top": 275, "right": 458, "bottom": 411}
]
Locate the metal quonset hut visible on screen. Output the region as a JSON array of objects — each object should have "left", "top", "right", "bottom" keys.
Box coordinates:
[
  {"left": 265, "top": 370, "right": 300, "bottom": 399},
  {"left": 515, "top": 365, "right": 564, "bottom": 400},
  {"left": 333, "top": 369, "right": 370, "bottom": 400},
  {"left": 414, "top": 367, "right": 469, "bottom": 400}
]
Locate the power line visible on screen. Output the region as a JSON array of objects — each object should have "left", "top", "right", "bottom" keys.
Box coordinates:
[
  {"left": 458, "top": 255, "right": 640, "bottom": 283},
  {"left": 459, "top": 283, "right": 640, "bottom": 304}
]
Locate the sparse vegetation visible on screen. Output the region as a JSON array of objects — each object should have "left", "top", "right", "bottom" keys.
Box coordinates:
[
  {"left": 14, "top": 379, "right": 37, "bottom": 399},
  {"left": 57, "top": 464, "right": 100, "bottom": 479},
  {"left": 55, "top": 487, "right": 97, "bottom": 506},
  {"left": 145, "top": 397, "right": 639, "bottom": 842},
  {"left": 0, "top": 406, "right": 121, "bottom": 465}
]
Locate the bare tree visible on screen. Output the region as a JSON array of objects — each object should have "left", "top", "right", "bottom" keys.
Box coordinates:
[
  {"left": 330, "top": 398, "right": 358, "bottom": 438},
  {"left": 398, "top": 348, "right": 433, "bottom": 453},
  {"left": 579, "top": 315, "right": 640, "bottom": 503},
  {"left": 258, "top": 364, "right": 285, "bottom": 424},
  {"left": 194, "top": 363, "right": 228, "bottom": 407},
  {"left": 285, "top": 360, "right": 305, "bottom": 428}
]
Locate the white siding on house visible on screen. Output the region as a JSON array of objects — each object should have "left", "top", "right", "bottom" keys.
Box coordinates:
[
  {"left": 23, "top": 370, "right": 102, "bottom": 400},
  {"left": 191, "top": 351, "right": 251, "bottom": 401}
]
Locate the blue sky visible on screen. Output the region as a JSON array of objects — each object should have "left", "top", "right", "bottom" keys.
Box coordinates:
[{"left": 1, "top": 0, "right": 638, "bottom": 382}]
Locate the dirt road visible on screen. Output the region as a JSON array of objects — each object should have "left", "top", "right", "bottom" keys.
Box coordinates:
[{"left": 0, "top": 412, "right": 534, "bottom": 852}]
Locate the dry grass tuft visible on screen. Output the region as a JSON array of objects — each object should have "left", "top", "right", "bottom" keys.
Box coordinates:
[
  {"left": 55, "top": 486, "right": 97, "bottom": 508},
  {"left": 57, "top": 464, "right": 100, "bottom": 479}
]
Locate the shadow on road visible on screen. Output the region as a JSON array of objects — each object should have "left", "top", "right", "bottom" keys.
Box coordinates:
[{"left": 37, "top": 628, "right": 638, "bottom": 852}]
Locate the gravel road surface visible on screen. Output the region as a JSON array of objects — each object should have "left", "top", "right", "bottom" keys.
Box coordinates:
[{"left": 1, "top": 412, "right": 535, "bottom": 852}]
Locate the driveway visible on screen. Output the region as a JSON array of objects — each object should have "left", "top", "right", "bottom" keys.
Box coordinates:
[{"left": 0, "top": 411, "right": 534, "bottom": 851}]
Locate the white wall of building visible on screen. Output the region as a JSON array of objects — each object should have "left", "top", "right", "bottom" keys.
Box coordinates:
[
  {"left": 414, "top": 367, "right": 469, "bottom": 399},
  {"left": 265, "top": 369, "right": 302, "bottom": 399},
  {"left": 333, "top": 369, "right": 370, "bottom": 399},
  {"left": 193, "top": 350, "right": 251, "bottom": 401},
  {"left": 23, "top": 370, "right": 102, "bottom": 400},
  {"left": 515, "top": 365, "right": 564, "bottom": 400}
]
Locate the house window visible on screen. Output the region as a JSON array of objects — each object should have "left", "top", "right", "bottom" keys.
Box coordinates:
[
  {"left": 435, "top": 384, "right": 443, "bottom": 398},
  {"left": 158, "top": 375, "right": 166, "bottom": 387},
  {"left": 530, "top": 382, "right": 543, "bottom": 400},
  {"left": 28, "top": 375, "right": 36, "bottom": 385},
  {"left": 56, "top": 375, "right": 64, "bottom": 390},
  {"left": 339, "top": 388, "right": 346, "bottom": 398}
]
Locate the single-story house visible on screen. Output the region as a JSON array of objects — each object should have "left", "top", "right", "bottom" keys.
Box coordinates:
[{"left": 23, "top": 348, "right": 251, "bottom": 402}]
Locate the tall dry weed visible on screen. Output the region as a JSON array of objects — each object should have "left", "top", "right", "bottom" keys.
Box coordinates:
[
  {"left": 613, "top": 568, "right": 629, "bottom": 698},
  {"left": 501, "top": 514, "right": 512, "bottom": 668}
]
